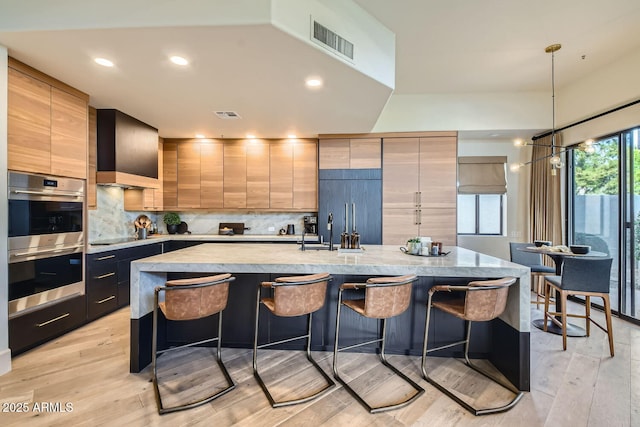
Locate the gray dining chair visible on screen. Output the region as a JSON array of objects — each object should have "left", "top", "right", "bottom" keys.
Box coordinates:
[
  {"left": 509, "top": 242, "right": 555, "bottom": 308},
  {"left": 543, "top": 256, "right": 614, "bottom": 356}
]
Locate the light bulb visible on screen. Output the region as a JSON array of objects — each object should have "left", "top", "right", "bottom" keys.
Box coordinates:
[
  {"left": 584, "top": 139, "right": 594, "bottom": 146},
  {"left": 550, "top": 155, "right": 561, "bottom": 165},
  {"left": 585, "top": 146, "right": 596, "bottom": 154},
  {"left": 509, "top": 163, "right": 523, "bottom": 172},
  {"left": 513, "top": 139, "right": 525, "bottom": 147}
]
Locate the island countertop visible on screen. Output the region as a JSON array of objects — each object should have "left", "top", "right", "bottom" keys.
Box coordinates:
[{"left": 131, "top": 244, "right": 530, "bottom": 330}]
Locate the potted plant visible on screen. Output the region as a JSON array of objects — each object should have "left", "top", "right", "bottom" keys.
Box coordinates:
[{"left": 163, "top": 212, "right": 181, "bottom": 234}]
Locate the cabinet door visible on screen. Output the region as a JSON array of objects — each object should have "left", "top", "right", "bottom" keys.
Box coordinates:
[
  {"left": 319, "top": 139, "right": 350, "bottom": 169},
  {"left": 383, "top": 138, "right": 420, "bottom": 208},
  {"left": 224, "top": 140, "right": 247, "bottom": 208},
  {"left": 201, "top": 140, "right": 224, "bottom": 208},
  {"left": 178, "top": 141, "right": 201, "bottom": 208},
  {"left": 293, "top": 140, "right": 317, "bottom": 210},
  {"left": 419, "top": 208, "right": 457, "bottom": 245},
  {"left": 87, "top": 107, "right": 97, "bottom": 209},
  {"left": 7, "top": 68, "right": 51, "bottom": 175},
  {"left": 152, "top": 138, "right": 164, "bottom": 210},
  {"left": 350, "top": 138, "right": 381, "bottom": 169},
  {"left": 269, "top": 140, "right": 293, "bottom": 209},
  {"left": 162, "top": 142, "right": 178, "bottom": 209},
  {"left": 419, "top": 136, "right": 457, "bottom": 209},
  {"left": 382, "top": 208, "right": 420, "bottom": 245},
  {"left": 51, "top": 88, "right": 88, "bottom": 179},
  {"left": 246, "top": 140, "right": 270, "bottom": 208}
]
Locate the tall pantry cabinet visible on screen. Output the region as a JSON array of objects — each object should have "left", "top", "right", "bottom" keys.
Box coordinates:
[{"left": 382, "top": 133, "right": 457, "bottom": 245}]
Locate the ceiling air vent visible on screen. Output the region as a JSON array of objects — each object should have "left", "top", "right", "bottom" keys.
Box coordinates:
[
  {"left": 311, "top": 19, "right": 354, "bottom": 61},
  {"left": 214, "top": 111, "right": 241, "bottom": 119}
]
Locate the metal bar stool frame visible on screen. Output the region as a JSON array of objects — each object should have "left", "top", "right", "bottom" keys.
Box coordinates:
[
  {"left": 333, "top": 275, "right": 425, "bottom": 414},
  {"left": 253, "top": 273, "right": 336, "bottom": 408},
  {"left": 421, "top": 277, "right": 524, "bottom": 416},
  {"left": 151, "top": 274, "right": 237, "bottom": 415}
]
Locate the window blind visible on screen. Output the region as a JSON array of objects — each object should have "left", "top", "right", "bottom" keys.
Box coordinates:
[{"left": 457, "top": 156, "right": 507, "bottom": 194}]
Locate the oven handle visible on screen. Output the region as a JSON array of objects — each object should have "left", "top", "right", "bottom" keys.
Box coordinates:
[
  {"left": 11, "top": 189, "right": 83, "bottom": 198},
  {"left": 12, "top": 245, "right": 83, "bottom": 258}
]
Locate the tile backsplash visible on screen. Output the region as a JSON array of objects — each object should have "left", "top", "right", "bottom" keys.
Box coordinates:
[{"left": 88, "top": 186, "right": 315, "bottom": 241}]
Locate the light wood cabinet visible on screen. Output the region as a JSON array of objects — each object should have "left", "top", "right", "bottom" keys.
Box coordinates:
[
  {"left": 8, "top": 67, "right": 52, "bottom": 175},
  {"left": 269, "top": 140, "right": 293, "bottom": 209},
  {"left": 87, "top": 107, "right": 97, "bottom": 209},
  {"left": 319, "top": 137, "right": 381, "bottom": 169},
  {"left": 177, "top": 142, "right": 201, "bottom": 208},
  {"left": 223, "top": 140, "right": 247, "bottom": 209},
  {"left": 162, "top": 141, "right": 178, "bottom": 209},
  {"left": 293, "top": 140, "right": 318, "bottom": 209},
  {"left": 382, "top": 134, "right": 457, "bottom": 245},
  {"left": 50, "top": 88, "right": 88, "bottom": 179},
  {"left": 201, "top": 140, "right": 224, "bottom": 208},
  {"left": 7, "top": 59, "right": 88, "bottom": 179},
  {"left": 246, "top": 140, "right": 270, "bottom": 209},
  {"left": 161, "top": 138, "right": 317, "bottom": 211}
]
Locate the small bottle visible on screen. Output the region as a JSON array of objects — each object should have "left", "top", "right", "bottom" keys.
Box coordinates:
[{"left": 431, "top": 245, "right": 439, "bottom": 256}]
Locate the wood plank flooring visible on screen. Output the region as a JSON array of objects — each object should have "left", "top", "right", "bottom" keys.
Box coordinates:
[{"left": 0, "top": 298, "right": 639, "bottom": 427}]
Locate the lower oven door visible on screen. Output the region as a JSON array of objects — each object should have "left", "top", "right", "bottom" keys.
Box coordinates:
[{"left": 8, "top": 249, "right": 84, "bottom": 317}]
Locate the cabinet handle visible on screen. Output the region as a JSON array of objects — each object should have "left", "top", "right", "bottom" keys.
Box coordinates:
[
  {"left": 13, "top": 245, "right": 82, "bottom": 258},
  {"left": 96, "top": 295, "right": 116, "bottom": 304},
  {"left": 94, "top": 272, "right": 116, "bottom": 280},
  {"left": 418, "top": 209, "right": 422, "bottom": 225},
  {"left": 414, "top": 209, "right": 418, "bottom": 225},
  {"left": 418, "top": 191, "right": 422, "bottom": 206},
  {"left": 36, "top": 313, "right": 70, "bottom": 327},
  {"left": 96, "top": 255, "right": 116, "bottom": 261}
]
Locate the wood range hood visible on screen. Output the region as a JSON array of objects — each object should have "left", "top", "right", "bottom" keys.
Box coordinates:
[{"left": 96, "top": 109, "right": 160, "bottom": 189}]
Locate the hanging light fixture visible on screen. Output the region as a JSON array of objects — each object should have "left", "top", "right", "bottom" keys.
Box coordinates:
[{"left": 509, "top": 44, "right": 595, "bottom": 173}]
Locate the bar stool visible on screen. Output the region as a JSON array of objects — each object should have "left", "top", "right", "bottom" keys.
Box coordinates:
[
  {"left": 151, "top": 273, "right": 236, "bottom": 415},
  {"left": 333, "top": 274, "right": 424, "bottom": 414},
  {"left": 421, "top": 277, "right": 523, "bottom": 416},
  {"left": 253, "top": 272, "right": 335, "bottom": 407},
  {"left": 544, "top": 256, "right": 614, "bottom": 356},
  {"left": 509, "top": 242, "right": 555, "bottom": 308}
]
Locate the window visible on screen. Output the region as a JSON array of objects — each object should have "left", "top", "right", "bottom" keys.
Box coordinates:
[{"left": 457, "top": 194, "right": 504, "bottom": 235}]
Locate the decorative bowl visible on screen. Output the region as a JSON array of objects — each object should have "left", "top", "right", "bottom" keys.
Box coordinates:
[
  {"left": 534, "top": 240, "right": 552, "bottom": 247},
  {"left": 570, "top": 245, "right": 591, "bottom": 254}
]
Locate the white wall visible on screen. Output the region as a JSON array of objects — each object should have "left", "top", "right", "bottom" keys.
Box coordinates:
[
  {"left": 0, "top": 45, "right": 11, "bottom": 375},
  {"left": 456, "top": 139, "right": 530, "bottom": 261}
]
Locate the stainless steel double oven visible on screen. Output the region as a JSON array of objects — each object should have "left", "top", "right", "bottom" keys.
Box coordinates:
[{"left": 8, "top": 172, "right": 84, "bottom": 317}]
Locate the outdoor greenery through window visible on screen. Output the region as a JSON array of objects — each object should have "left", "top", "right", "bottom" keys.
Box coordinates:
[{"left": 457, "top": 194, "right": 503, "bottom": 235}]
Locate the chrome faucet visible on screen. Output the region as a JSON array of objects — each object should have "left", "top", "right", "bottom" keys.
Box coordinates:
[{"left": 328, "top": 212, "right": 334, "bottom": 251}]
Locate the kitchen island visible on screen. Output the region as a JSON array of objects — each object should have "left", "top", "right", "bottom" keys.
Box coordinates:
[{"left": 130, "top": 243, "right": 531, "bottom": 390}]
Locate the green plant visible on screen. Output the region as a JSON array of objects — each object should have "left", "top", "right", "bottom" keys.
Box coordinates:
[{"left": 163, "top": 212, "right": 181, "bottom": 225}]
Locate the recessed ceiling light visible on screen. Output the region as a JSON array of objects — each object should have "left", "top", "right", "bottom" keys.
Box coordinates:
[
  {"left": 170, "top": 56, "right": 189, "bottom": 66},
  {"left": 305, "top": 78, "right": 322, "bottom": 88},
  {"left": 94, "top": 58, "right": 114, "bottom": 67}
]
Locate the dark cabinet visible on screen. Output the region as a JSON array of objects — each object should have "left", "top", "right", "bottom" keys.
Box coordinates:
[
  {"left": 9, "top": 294, "right": 86, "bottom": 355},
  {"left": 318, "top": 169, "right": 382, "bottom": 245},
  {"left": 116, "top": 243, "right": 162, "bottom": 306},
  {"left": 86, "top": 252, "right": 118, "bottom": 320},
  {"left": 86, "top": 243, "right": 163, "bottom": 320}
]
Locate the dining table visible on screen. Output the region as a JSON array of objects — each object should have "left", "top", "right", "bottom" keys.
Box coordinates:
[{"left": 518, "top": 245, "right": 608, "bottom": 337}]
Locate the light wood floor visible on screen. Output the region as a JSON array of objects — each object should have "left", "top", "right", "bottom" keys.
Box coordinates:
[{"left": 1, "top": 298, "right": 639, "bottom": 427}]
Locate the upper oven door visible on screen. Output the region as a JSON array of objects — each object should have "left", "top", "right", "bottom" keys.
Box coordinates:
[
  {"left": 8, "top": 199, "right": 83, "bottom": 237},
  {"left": 8, "top": 171, "right": 84, "bottom": 237}
]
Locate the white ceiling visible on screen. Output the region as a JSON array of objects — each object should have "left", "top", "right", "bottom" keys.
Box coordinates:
[{"left": 1, "top": 0, "right": 639, "bottom": 140}]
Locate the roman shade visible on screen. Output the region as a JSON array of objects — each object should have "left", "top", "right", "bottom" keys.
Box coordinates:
[{"left": 458, "top": 156, "right": 507, "bottom": 194}]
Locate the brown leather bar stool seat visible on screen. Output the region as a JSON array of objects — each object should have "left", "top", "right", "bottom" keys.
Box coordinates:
[
  {"left": 544, "top": 256, "right": 614, "bottom": 356},
  {"left": 151, "top": 273, "right": 236, "bottom": 415},
  {"left": 421, "top": 277, "right": 523, "bottom": 416},
  {"left": 253, "top": 272, "right": 335, "bottom": 408},
  {"left": 333, "top": 274, "right": 424, "bottom": 414}
]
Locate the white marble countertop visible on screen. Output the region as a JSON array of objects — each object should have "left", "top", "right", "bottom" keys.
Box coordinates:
[
  {"left": 130, "top": 244, "right": 530, "bottom": 331},
  {"left": 87, "top": 234, "right": 311, "bottom": 253}
]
